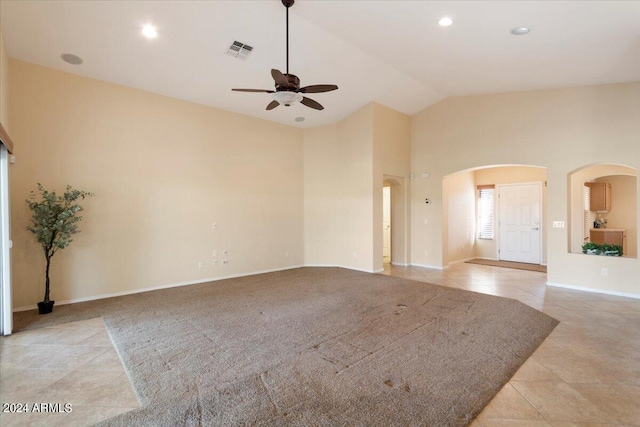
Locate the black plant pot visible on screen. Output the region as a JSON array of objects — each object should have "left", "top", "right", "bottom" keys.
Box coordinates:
[{"left": 37, "top": 301, "right": 55, "bottom": 314}]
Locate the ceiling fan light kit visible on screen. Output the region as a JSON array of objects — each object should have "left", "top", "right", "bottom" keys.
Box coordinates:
[{"left": 232, "top": 0, "right": 338, "bottom": 111}]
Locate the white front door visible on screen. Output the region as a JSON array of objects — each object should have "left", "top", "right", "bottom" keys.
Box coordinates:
[
  {"left": 498, "top": 183, "right": 541, "bottom": 264},
  {"left": 383, "top": 187, "right": 391, "bottom": 258}
]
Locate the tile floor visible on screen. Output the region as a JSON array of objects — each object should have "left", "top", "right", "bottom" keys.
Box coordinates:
[
  {"left": 0, "top": 317, "right": 139, "bottom": 426},
  {"left": 383, "top": 262, "right": 640, "bottom": 426},
  {"left": 0, "top": 263, "right": 638, "bottom": 426}
]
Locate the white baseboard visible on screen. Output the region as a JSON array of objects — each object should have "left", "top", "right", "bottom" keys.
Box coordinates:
[
  {"left": 474, "top": 256, "right": 498, "bottom": 261},
  {"left": 303, "top": 264, "right": 378, "bottom": 274},
  {"left": 546, "top": 281, "right": 640, "bottom": 300},
  {"left": 391, "top": 262, "right": 409, "bottom": 267},
  {"left": 13, "top": 264, "right": 306, "bottom": 312},
  {"left": 410, "top": 263, "right": 444, "bottom": 271}
]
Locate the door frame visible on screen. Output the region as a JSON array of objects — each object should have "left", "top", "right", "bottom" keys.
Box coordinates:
[
  {"left": 0, "top": 144, "right": 12, "bottom": 335},
  {"left": 496, "top": 181, "right": 543, "bottom": 264}
]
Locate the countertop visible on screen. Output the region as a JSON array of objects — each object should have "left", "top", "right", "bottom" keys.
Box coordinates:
[{"left": 590, "top": 228, "right": 626, "bottom": 232}]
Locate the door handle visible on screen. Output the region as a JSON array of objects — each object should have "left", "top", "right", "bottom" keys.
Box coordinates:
[{"left": 531, "top": 227, "right": 539, "bottom": 231}]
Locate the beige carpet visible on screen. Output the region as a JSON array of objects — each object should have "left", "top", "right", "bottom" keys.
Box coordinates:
[
  {"left": 465, "top": 258, "right": 547, "bottom": 273},
  {"left": 14, "top": 268, "right": 558, "bottom": 426}
]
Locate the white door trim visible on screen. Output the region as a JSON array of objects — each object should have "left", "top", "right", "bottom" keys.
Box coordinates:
[
  {"left": 496, "top": 181, "right": 543, "bottom": 265},
  {"left": 0, "top": 145, "right": 12, "bottom": 335}
]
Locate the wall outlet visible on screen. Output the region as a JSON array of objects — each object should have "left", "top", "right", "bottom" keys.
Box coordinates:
[
  {"left": 198, "top": 261, "right": 203, "bottom": 269},
  {"left": 212, "top": 250, "right": 217, "bottom": 257},
  {"left": 223, "top": 249, "right": 228, "bottom": 256},
  {"left": 353, "top": 252, "right": 357, "bottom": 258},
  {"left": 212, "top": 222, "right": 217, "bottom": 229},
  {"left": 222, "top": 259, "right": 229, "bottom": 265},
  {"left": 284, "top": 251, "right": 289, "bottom": 258},
  {"left": 552, "top": 221, "right": 565, "bottom": 228},
  {"left": 213, "top": 260, "right": 218, "bottom": 267},
  {"left": 601, "top": 268, "right": 608, "bottom": 276}
]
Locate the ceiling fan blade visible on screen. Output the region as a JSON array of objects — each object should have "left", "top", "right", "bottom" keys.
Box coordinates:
[
  {"left": 271, "top": 69, "right": 289, "bottom": 86},
  {"left": 232, "top": 89, "right": 275, "bottom": 93},
  {"left": 301, "top": 96, "right": 324, "bottom": 111},
  {"left": 299, "top": 84, "right": 338, "bottom": 94},
  {"left": 266, "top": 100, "right": 280, "bottom": 110}
]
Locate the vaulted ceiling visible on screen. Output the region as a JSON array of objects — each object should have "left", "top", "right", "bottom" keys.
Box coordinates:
[{"left": 2, "top": 1, "right": 639, "bottom": 128}]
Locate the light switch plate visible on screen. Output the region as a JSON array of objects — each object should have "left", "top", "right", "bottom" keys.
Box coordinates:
[{"left": 553, "top": 221, "right": 565, "bottom": 228}]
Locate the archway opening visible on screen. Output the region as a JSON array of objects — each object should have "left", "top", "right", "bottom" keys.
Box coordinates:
[
  {"left": 568, "top": 163, "right": 637, "bottom": 258},
  {"left": 442, "top": 164, "right": 547, "bottom": 267}
]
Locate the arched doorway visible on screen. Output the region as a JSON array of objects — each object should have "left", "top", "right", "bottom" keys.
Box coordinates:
[{"left": 442, "top": 165, "right": 547, "bottom": 267}]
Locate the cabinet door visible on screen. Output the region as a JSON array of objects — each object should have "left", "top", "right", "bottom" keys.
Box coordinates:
[
  {"left": 590, "top": 230, "right": 605, "bottom": 244},
  {"left": 589, "top": 182, "right": 611, "bottom": 212}
]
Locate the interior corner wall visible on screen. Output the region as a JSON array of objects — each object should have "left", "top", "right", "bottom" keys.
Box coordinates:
[
  {"left": 304, "top": 104, "right": 375, "bottom": 272},
  {"left": 411, "top": 82, "right": 640, "bottom": 296},
  {"left": 0, "top": 25, "right": 9, "bottom": 129},
  {"left": 9, "top": 59, "right": 305, "bottom": 309},
  {"left": 372, "top": 103, "right": 411, "bottom": 271},
  {"left": 303, "top": 124, "right": 339, "bottom": 266},
  {"left": 442, "top": 171, "right": 476, "bottom": 266}
]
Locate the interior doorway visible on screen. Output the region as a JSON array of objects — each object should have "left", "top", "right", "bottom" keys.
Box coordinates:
[
  {"left": 383, "top": 186, "right": 391, "bottom": 264},
  {"left": 377, "top": 175, "right": 408, "bottom": 271}
]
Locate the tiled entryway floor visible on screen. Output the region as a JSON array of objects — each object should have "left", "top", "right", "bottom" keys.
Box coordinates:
[
  {"left": 0, "top": 317, "right": 139, "bottom": 426},
  {"left": 1, "top": 263, "right": 638, "bottom": 426}
]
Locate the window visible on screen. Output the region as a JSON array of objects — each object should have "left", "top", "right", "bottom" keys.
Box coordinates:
[
  {"left": 477, "top": 185, "right": 494, "bottom": 240},
  {"left": 583, "top": 184, "right": 590, "bottom": 240}
]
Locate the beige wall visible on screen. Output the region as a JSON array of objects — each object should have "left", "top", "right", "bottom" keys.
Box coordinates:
[
  {"left": 304, "top": 103, "right": 410, "bottom": 272},
  {"left": 0, "top": 24, "right": 9, "bottom": 129},
  {"left": 303, "top": 104, "right": 374, "bottom": 272},
  {"left": 373, "top": 104, "right": 411, "bottom": 270},
  {"left": 10, "top": 60, "right": 304, "bottom": 309},
  {"left": 442, "top": 170, "right": 476, "bottom": 265},
  {"left": 412, "top": 83, "right": 640, "bottom": 296},
  {"left": 303, "top": 124, "right": 340, "bottom": 266},
  {"left": 474, "top": 166, "right": 547, "bottom": 261}
]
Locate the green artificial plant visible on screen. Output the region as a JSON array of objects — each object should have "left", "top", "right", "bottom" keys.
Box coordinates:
[{"left": 26, "top": 183, "right": 94, "bottom": 303}]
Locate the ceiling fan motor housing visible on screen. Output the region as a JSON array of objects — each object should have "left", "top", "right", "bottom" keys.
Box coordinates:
[{"left": 276, "top": 74, "right": 300, "bottom": 92}]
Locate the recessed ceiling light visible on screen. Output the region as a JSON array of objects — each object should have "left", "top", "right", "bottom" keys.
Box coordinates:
[
  {"left": 295, "top": 117, "right": 305, "bottom": 122},
  {"left": 511, "top": 27, "right": 531, "bottom": 35},
  {"left": 438, "top": 17, "right": 453, "bottom": 27},
  {"left": 60, "top": 53, "right": 83, "bottom": 65},
  {"left": 142, "top": 24, "right": 158, "bottom": 39}
]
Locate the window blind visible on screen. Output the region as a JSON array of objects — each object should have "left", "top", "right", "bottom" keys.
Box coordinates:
[
  {"left": 478, "top": 185, "right": 494, "bottom": 240},
  {"left": 583, "top": 184, "right": 590, "bottom": 240}
]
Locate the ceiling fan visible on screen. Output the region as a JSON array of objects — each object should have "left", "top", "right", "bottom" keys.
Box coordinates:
[{"left": 232, "top": 0, "right": 338, "bottom": 111}]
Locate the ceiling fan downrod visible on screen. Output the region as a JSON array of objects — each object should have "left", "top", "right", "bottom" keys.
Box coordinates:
[{"left": 283, "top": 0, "right": 295, "bottom": 75}]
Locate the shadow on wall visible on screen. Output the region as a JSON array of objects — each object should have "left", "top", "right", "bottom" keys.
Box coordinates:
[{"left": 568, "top": 163, "right": 637, "bottom": 258}]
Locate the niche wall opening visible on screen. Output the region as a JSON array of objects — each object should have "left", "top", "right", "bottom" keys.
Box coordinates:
[{"left": 568, "top": 163, "right": 637, "bottom": 258}]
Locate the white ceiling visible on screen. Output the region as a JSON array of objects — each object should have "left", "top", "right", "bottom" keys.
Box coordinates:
[{"left": 1, "top": 1, "right": 639, "bottom": 128}]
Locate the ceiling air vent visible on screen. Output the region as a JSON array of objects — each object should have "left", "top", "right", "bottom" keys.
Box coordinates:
[{"left": 226, "top": 41, "right": 253, "bottom": 60}]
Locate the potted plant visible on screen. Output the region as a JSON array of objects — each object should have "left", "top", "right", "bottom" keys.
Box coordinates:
[
  {"left": 26, "top": 183, "right": 94, "bottom": 314},
  {"left": 602, "top": 244, "right": 623, "bottom": 256},
  {"left": 582, "top": 242, "right": 601, "bottom": 255}
]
